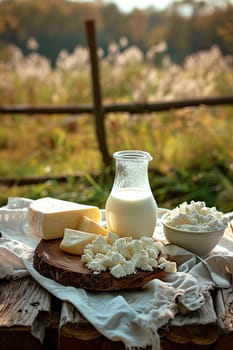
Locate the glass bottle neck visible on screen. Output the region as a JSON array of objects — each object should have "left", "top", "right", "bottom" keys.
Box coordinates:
[{"left": 111, "top": 150, "right": 153, "bottom": 192}]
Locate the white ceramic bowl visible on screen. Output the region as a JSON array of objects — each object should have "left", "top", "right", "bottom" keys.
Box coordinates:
[{"left": 161, "top": 212, "right": 226, "bottom": 257}]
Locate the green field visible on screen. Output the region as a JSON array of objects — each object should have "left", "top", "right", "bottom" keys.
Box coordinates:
[{"left": 0, "top": 44, "right": 233, "bottom": 212}]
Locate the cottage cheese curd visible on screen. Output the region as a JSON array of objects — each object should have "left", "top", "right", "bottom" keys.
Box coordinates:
[
  {"left": 164, "top": 201, "right": 228, "bottom": 232},
  {"left": 81, "top": 233, "right": 176, "bottom": 278}
]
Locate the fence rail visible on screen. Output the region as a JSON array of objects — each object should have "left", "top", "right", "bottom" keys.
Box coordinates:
[
  {"left": 1, "top": 19, "right": 233, "bottom": 185},
  {"left": 1, "top": 95, "right": 233, "bottom": 115}
]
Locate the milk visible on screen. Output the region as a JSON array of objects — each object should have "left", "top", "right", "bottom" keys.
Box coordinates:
[{"left": 105, "top": 187, "right": 157, "bottom": 238}]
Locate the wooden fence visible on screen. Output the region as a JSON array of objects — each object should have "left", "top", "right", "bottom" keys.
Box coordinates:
[{"left": 0, "top": 19, "right": 233, "bottom": 185}]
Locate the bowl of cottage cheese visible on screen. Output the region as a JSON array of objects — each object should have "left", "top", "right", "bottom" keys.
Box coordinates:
[{"left": 161, "top": 201, "right": 228, "bottom": 257}]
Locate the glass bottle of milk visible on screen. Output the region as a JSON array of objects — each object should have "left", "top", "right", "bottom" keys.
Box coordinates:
[{"left": 105, "top": 150, "right": 157, "bottom": 238}]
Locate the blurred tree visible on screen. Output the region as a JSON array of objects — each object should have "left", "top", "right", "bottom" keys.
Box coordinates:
[
  {"left": 145, "top": 25, "right": 168, "bottom": 51},
  {"left": 216, "top": 4, "right": 233, "bottom": 54},
  {"left": 98, "top": 3, "right": 127, "bottom": 52},
  {"left": 0, "top": 0, "right": 232, "bottom": 64},
  {"left": 0, "top": 0, "right": 102, "bottom": 65},
  {"left": 127, "top": 9, "right": 148, "bottom": 47},
  {"left": 165, "top": 12, "right": 190, "bottom": 63}
]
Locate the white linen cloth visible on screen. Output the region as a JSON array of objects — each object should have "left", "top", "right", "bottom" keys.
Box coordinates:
[{"left": 0, "top": 197, "right": 233, "bottom": 350}]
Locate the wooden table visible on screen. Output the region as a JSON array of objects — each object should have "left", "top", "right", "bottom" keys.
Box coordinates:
[{"left": 1, "top": 274, "right": 233, "bottom": 350}]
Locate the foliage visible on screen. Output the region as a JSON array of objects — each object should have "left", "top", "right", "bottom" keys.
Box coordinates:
[{"left": 0, "top": 0, "right": 233, "bottom": 65}]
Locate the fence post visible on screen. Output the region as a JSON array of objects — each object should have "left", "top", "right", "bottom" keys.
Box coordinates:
[{"left": 85, "top": 19, "right": 112, "bottom": 167}]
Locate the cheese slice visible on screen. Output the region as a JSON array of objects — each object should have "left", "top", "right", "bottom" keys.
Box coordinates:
[
  {"left": 27, "top": 197, "right": 101, "bottom": 240},
  {"left": 60, "top": 229, "right": 97, "bottom": 255},
  {"left": 78, "top": 215, "right": 107, "bottom": 236}
]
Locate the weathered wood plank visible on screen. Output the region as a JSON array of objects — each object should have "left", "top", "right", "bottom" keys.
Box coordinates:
[
  {"left": 215, "top": 287, "right": 233, "bottom": 333},
  {"left": 58, "top": 302, "right": 126, "bottom": 349},
  {"left": 164, "top": 291, "right": 219, "bottom": 345},
  {"left": 58, "top": 301, "right": 103, "bottom": 349},
  {"left": 0, "top": 276, "right": 51, "bottom": 347},
  {"left": 215, "top": 288, "right": 233, "bottom": 350},
  {"left": 43, "top": 306, "right": 60, "bottom": 350},
  {"left": 58, "top": 295, "right": 219, "bottom": 350},
  {"left": 59, "top": 301, "right": 100, "bottom": 340},
  {"left": 214, "top": 332, "right": 233, "bottom": 350},
  {"left": 101, "top": 339, "right": 125, "bottom": 350},
  {"left": 2, "top": 277, "right": 232, "bottom": 349},
  {"left": 160, "top": 340, "right": 213, "bottom": 349},
  {"left": 213, "top": 223, "right": 233, "bottom": 349},
  {"left": 59, "top": 336, "right": 104, "bottom": 350}
]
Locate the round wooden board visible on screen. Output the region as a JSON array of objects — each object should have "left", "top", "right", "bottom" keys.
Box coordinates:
[{"left": 33, "top": 239, "right": 167, "bottom": 291}]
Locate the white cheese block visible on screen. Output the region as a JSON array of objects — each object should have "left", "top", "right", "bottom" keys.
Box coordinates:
[
  {"left": 78, "top": 215, "right": 107, "bottom": 236},
  {"left": 27, "top": 197, "right": 101, "bottom": 240},
  {"left": 60, "top": 229, "right": 97, "bottom": 255}
]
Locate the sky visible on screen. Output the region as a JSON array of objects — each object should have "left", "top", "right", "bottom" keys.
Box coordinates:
[
  {"left": 101, "top": 0, "right": 175, "bottom": 12},
  {"left": 73, "top": 1, "right": 233, "bottom": 13},
  {"left": 74, "top": 0, "right": 181, "bottom": 13}
]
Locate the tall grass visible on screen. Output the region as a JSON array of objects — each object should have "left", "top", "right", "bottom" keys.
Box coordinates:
[{"left": 0, "top": 41, "right": 233, "bottom": 211}]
